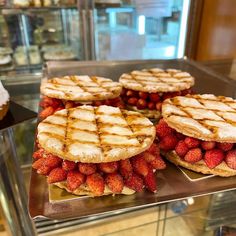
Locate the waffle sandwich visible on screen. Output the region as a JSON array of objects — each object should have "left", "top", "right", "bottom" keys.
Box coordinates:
[
  {"left": 39, "top": 75, "right": 124, "bottom": 119},
  {"left": 156, "top": 94, "right": 236, "bottom": 177},
  {"left": 32, "top": 105, "right": 167, "bottom": 197},
  {"left": 119, "top": 68, "right": 195, "bottom": 119}
]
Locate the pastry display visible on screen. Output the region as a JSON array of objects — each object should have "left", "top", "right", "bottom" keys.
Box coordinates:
[
  {"left": 32, "top": 105, "right": 166, "bottom": 196},
  {"left": 39, "top": 75, "right": 124, "bottom": 118},
  {"left": 43, "top": 49, "right": 76, "bottom": 61},
  {"left": 119, "top": 68, "right": 195, "bottom": 119},
  {"left": 0, "top": 81, "right": 9, "bottom": 120},
  {"left": 0, "top": 47, "right": 13, "bottom": 55},
  {"left": 158, "top": 94, "right": 236, "bottom": 177}
]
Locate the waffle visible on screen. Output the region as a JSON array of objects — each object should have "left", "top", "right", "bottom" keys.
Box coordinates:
[
  {"left": 37, "top": 105, "right": 156, "bottom": 163},
  {"left": 53, "top": 182, "right": 135, "bottom": 197},
  {"left": 164, "top": 151, "right": 236, "bottom": 177},
  {"left": 40, "top": 75, "right": 122, "bottom": 101},
  {"left": 162, "top": 94, "right": 236, "bottom": 142},
  {"left": 119, "top": 68, "right": 194, "bottom": 93}
]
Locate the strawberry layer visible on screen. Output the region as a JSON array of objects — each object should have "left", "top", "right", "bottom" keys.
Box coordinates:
[
  {"left": 121, "top": 88, "right": 193, "bottom": 111},
  {"left": 156, "top": 119, "right": 236, "bottom": 170},
  {"left": 39, "top": 96, "right": 125, "bottom": 119},
  {"left": 32, "top": 143, "right": 166, "bottom": 196}
]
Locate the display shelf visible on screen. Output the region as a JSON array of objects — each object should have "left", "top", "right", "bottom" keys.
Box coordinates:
[{"left": 29, "top": 59, "right": 236, "bottom": 221}]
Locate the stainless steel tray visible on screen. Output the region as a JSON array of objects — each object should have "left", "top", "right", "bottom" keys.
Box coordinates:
[{"left": 29, "top": 59, "right": 236, "bottom": 220}]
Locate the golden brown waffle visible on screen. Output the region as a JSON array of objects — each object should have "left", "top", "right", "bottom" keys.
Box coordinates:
[
  {"left": 164, "top": 151, "right": 236, "bottom": 177},
  {"left": 40, "top": 75, "right": 122, "bottom": 101},
  {"left": 53, "top": 182, "right": 135, "bottom": 197},
  {"left": 37, "top": 105, "right": 156, "bottom": 163},
  {"left": 162, "top": 94, "right": 236, "bottom": 142},
  {"left": 119, "top": 68, "right": 194, "bottom": 93}
]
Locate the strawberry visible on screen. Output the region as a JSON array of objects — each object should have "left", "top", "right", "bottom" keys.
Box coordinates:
[
  {"left": 181, "top": 89, "right": 192, "bottom": 96},
  {"left": 116, "top": 101, "right": 125, "bottom": 109},
  {"left": 47, "top": 167, "right": 67, "bottom": 184},
  {"left": 39, "top": 106, "right": 54, "bottom": 119},
  {"left": 67, "top": 170, "right": 85, "bottom": 191},
  {"left": 131, "top": 156, "right": 149, "bottom": 176},
  {"left": 32, "top": 158, "right": 46, "bottom": 169},
  {"left": 62, "top": 160, "right": 77, "bottom": 171},
  {"left": 147, "top": 143, "right": 160, "bottom": 156},
  {"left": 139, "top": 91, "right": 148, "bottom": 100},
  {"left": 148, "top": 102, "right": 156, "bottom": 110},
  {"left": 37, "top": 165, "right": 52, "bottom": 175},
  {"left": 105, "top": 173, "right": 124, "bottom": 194},
  {"left": 128, "top": 97, "right": 138, "bottom": 106},
  {"left": 184, "top": 137, "right": 200, "bottom": 148},
  {"left": 125, "top": 173, "right": 144, "bottom": 192},
  {"left": 32, "top": 148, "right": 45, "bottom": 159},
  {"left": 119, "top": 159, "right": 133, "bottom": 179},
  {"left": 162, "top": 91, "right": 181, "bottom": 101},
  {"left": 201, "top": 141, "right": 216, "bottom": 151},
  {"left": 98, "top": 162, "right": 118, "bottom": 174},
  {"left": 149, "top": 93, "right": 160, "bottom": 103},
  {"left": 155, "top": 102, "right": 162, "bottom": 111},
  {"left": 121, "top": 88, "right": 127, "bottom": 96},
  {"left": 136, "top": 99, "right": 147, "bottom": 109},
  {"left": 150, "top": 156, "right": 166, "bottom": 170},
  {"left": 144, "top": 168, "right": 157, "bottom": 193},
  {"left": 155, "top": 119, "right": 173, "bottom": 138},
  {"left": 65, "top": 101, "right": 75, "bottom": 109},
  {"left": 175, "top": 140, "right": 189, "bottom": 157},
  {"left": 217, "top": 142, "right": 234, "bottom": 152},
  {"left": 142, "top": 152, "right": 156, "bottom": 163},
  {"left": 126, "top": 90, "right": 137, "bottom": 97},
  {"left": 54, "top": 107, "right": 64, "bottom": 112},
  {"left": 175, "top": 132, "right": 185, "bottom": 140},
  {"left": 44, "top": 155, "right": 62, "bottom": 168},
  {"left": 159, "top": 134, "right": 178, "bottom": 151},
  {"left": 204, "top": 149, "right": 224, "bottom": 169},
  {"left": 40, "top": 96, "right": 61, "bottom": 108},
  {"left": 225, "top": 149, "right": 236, "bottom": 169},
  {"left": 86, "top": 173, "right": 105, "bottom": 196},
  {"left": 78, "top": 163, "right": 97, "bottom": 175},
  {"left": 184, "top": 148, "right": 202, "bottom": 163}
]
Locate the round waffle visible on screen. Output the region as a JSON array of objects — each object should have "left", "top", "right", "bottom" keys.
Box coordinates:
[
  {"left": 164, "top": 151, "right": 236, "bottom": 177},
  {"left": 119, "top": 68, "right": 194, "bottom": 93},
  {"left": 40, "top": 75, "right": 122, "bottom": 101},
  {"left": 37, "top": 105, "right": 156, "bottom": 163},
  {"left": 162, "top": 94, "right": 236, "bottom": 142}
]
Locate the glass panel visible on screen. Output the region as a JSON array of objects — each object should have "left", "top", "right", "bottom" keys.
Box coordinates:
[{"left": 94, "top": 0, "right": 190, "bottom": 60}]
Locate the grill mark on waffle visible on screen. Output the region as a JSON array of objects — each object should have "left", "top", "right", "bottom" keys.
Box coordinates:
[
  {"left": 41, "top": 121, "right": 66, "bottom": 129},
  {"left": 63, "top": 109, "right": 70, "bottom": 153},
  {"left": 41, "top": 131, "right": 65, "bottom": 141}
]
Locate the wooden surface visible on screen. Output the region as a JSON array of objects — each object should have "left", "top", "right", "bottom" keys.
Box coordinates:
[{"left": 191, "top": 0, "right": 236, "bottom": 61}]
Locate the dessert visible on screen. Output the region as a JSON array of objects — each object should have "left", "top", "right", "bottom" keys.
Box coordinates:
[
  {"left": 119, "top": 68, "right": 195, "bottom": 119},
  {"left": 32, "top": 105, "right": 166, "bottom": 196},
  {"left": 39, "top": 75, "right": 125, "bottom": 119},
  {"left": 0, "top": 81, "right": 9, "bottom": 120},
  {"left": 0, "top": 54, "right": 11, "bottom": 65},
  {"left": 157, "top": 94, "right": 236, "bottom": 177}
]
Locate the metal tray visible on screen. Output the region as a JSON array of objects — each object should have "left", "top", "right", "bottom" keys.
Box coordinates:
[{"left": 29, "top": 59, "right": 236, "bottom": 220}]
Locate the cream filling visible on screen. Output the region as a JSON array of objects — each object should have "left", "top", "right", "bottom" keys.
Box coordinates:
[{"left": 0, "top": 81, "right": 9, "bottom": 107}]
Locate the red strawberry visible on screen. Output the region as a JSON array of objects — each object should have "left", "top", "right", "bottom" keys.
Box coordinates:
[
  {"left": 181, "top": 89, "right": 192, "bottom": 96},
  {"left": 128, "top": 97, "right": 138, "bottom": 106},
  {"left": 217, "top": 142, "right": 234, "bottom": 152},
  {"left": 93, "top": 101, "right": 103, "bottom": 106},
  {"left": 142, "top": 152, "right": 156, "bottom": 163},
  {"left": 201, "top": 141, "right": 216, "bottom": 151},
  {"left": 159, "top": 134, "right": 178, "bottom": 151},
  {"left": 32, "top": 158, "right": 46, "bottom": 169},
  {"left": 175, "top": 140, "right": 189, "bottom": 157},
  {"left": 155, "top": 119, "right": 173, "bottom": 138},
  {"left": 150, "top": 156, "right": 166, "bottom": 170},
  {"left": 78, "top": 163, "right": 97, "bottom": 175},
  {"left": 136, "top": 99, "right": 147, "bottom": 109},
  {"left": 105, "top": 173, "right": 124, "bottom": 194},
  {"left": 54, "top": 107, "right": 64, "bottom": 112},
  {"left": 147, "top": 143, "right": 160, "bottom": 156},
  {"left": 67, "top": 170, "right": 85, "bottom": 191},
  {"left": 131, "top": 156, "right": 149, "bottom": 176},
  {"left": 149, "top": 93, "right": 160, "bottom": 102},
  {"left": 184, "top": 148, "right": 202, "bottom": 163},
  {"left": 44, "top": 155, "right": 62, "bottom": 168},
  {"left": 204, "top": 149, "right": 224, "bottom": 169},
  {"left": 175, "top": 132, "right": 185, "bottom": 140},
  {"left": 139, "top": 91, "right": 148, "bottom": 100},
  {"left": 40, "top": 97, "right": 61, "bottom": 108},
  {"left": 144, "top": 168, "right": 157, "bottom": 193},
  {"left": 125, "top": 173, "right": 144, "bottom": 192},
  {"left": 86, "top": 173, "right": 105, "bottom": 196},
  {"left": 47, "top": 168, "right": 67, "bottom": 184},
  {"left": 32, "top": 148, "right": 45, "bottom": 159},
  {"left": 225, "top": 149, "right": 236, "bottom": 169},
  {"left": 62, "top": 160, "right": 77, "bottom": 171},
  {"left": 126, "top": 90, "right": 137, "bottom": 97},
  {"left": 184, "top": 137, "right": 200, "bottom": 148},
  {"left": 39, "top": 106, "right": 54, "bottom": 119},
  {"left": 37, "top": 165, "right": 52, "bottom": 175},
  {"left": 98, "top": 162, "right": 118, "bottom": 174},
  {"left": 148, "top": 102, "right": 156, "bottom": 110},
  {"left": 155, "top": 102, "right": 162, "bottom": 111},
  {"left": 119, "top": 159, "right": 133, "bottom": 179}
]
